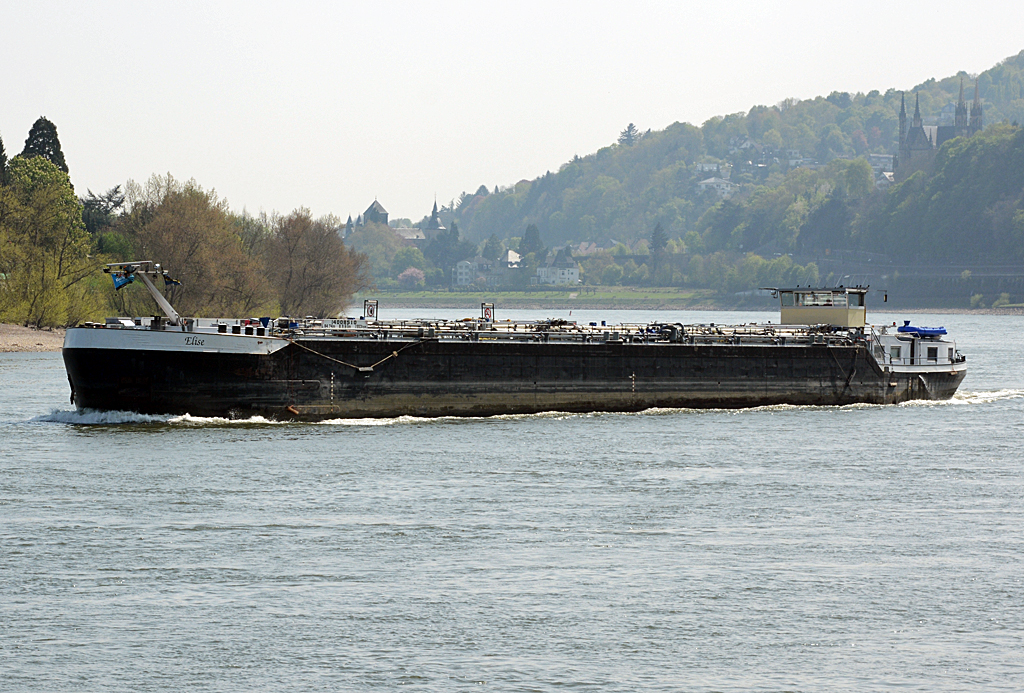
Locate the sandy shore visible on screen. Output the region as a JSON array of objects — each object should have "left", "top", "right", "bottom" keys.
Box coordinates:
[{"left": 0, "top": 324, "right": 66, "bottom": 352}]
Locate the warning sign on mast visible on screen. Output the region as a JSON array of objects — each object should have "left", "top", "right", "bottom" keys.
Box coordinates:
[{"left": 364, "top": 299, "right": 378, "bottom": 320}]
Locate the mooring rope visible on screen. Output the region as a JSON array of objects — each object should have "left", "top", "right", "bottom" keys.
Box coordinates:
[{"left": 287, "top": 337, "right": 434, "bottom": 372}]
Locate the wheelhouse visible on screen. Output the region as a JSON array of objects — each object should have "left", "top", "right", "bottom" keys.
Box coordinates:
[{"left": 773, "top": 286, "right": 868, "bottom": 328}]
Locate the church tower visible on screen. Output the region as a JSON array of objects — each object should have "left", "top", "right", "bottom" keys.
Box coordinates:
[
  {"left": 954, "top": 77, "right": 969, "bottom": 138},
  {"left": 363, "top": 199, "right": 388, "bottom": 226},
  {"left": 970, "top": 81, "right": 983, "bottom": 135},
  {"left": 896, "top": 92, "right": 936, "bottom": 180},
  {"left": 422, "top": 200, "right": 446, "bottom": 241},
  {"left": 898, "top": 91, "right": 907, "bottom": 150},
  {"left": 427, "top": 201, "right": 443, "bottom": 230}
]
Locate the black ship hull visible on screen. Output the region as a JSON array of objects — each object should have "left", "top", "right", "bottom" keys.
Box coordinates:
[{"left": 63, "top": 333, "right": 966, "bottom": 420}]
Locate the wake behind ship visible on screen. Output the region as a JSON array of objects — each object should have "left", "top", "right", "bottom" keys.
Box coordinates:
[{"left": 62, "top": 261, "right": 967, "bottom": 420}]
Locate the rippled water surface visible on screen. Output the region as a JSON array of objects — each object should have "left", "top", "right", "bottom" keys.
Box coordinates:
[{"left": 2, "top": 310, "right": 1023, "bottom": 691}]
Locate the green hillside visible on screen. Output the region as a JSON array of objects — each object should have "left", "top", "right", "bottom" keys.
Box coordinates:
[
  {"left": 5, "top": 51, "right": 1024, "bottom": 325},
  {"left": 443, "top": 50, "right": 1024, "bottom": 261}
]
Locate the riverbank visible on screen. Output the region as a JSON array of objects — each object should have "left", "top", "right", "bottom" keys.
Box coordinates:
[
  {"left": 354, "top": 291, "right": 1024, "bottom": 315},
  {"left": 356, "top": 288, "right": 734, "bottom": 312},
  {"left": 0, "top": 324, "right": 66, "bottom": 352}
]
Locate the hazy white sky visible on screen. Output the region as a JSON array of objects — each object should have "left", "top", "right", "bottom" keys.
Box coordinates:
[{"left": 3, "top": 1, "right": 1023, "bottom": 222}]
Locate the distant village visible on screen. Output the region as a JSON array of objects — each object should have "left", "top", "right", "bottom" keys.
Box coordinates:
[
  {"left": 342, "top": 199, "right": 581, "bottom": 288},
  {"left": 337, "top": 79, "right": 989, "bottom": 295}
]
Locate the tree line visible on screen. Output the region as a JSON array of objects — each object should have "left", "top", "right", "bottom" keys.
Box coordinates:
[
  {"left": 430, "top": 120, "right": 1019, "bottom": 298},
  {"left": 441, "top": 51, "right": 1024, "bottom": 264},
  {"left": 6, "top": 49, "right": 1024, "bottom": 323},
  {"left": 1, "top": 118, "right": 370, "bottom": 328}
]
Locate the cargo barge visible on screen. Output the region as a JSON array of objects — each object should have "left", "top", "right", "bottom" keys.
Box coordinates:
[{"left": 62, "top": 261, "right": 967, "bottom": 419}]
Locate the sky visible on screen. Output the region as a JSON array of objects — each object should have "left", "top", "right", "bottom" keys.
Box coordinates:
[{"left": 3, "top": 1, "right": 1023, "bottom": 223}]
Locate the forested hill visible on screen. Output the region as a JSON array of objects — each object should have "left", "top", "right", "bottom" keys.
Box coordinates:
[{"left": 444, "top": 50, "right": 1024, "bottom": 264}]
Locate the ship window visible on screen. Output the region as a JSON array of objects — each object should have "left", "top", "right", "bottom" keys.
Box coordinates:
[
  {"left": 948, "top": 348, "right": 954, "bottom": 361},
  {"left": 800, "top": 292, "right": 835, "bottom": 306},
  {"left": 781, "top": 292, "right": 795, "bottom": 306},
  {"left": 832, "top": 293, "right": 848, "bottom": 307},
  {"left": 890, "top": 346, "right": 901, "bottom": 360},
  {"left": 927, "top": 346, "right": 938, "bottom": 361}
]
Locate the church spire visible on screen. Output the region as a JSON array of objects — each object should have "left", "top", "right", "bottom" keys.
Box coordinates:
[
  {"left": 898, "top": 91, "right": 907, "bottom": 151},
  {"left": 970, "top": 80, "right": 983, "bottom": 135},
  {"left": 955, "top": 76, "right": 969, "bottom": 135},
  {"left": 913, "top": 92, "right": 922, "bottom": 127},
  {"left": 426, "top": 198, "right": 445, "bottom": 232}
]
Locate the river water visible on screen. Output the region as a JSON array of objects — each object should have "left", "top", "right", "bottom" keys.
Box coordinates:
[{"left": 2, "top": 309, "right": 1022, "bottom": 692}]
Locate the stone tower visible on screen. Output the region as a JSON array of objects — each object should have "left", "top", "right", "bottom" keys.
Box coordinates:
[{"left": 363, "top": 199, "right": 388, "bottom": 226}]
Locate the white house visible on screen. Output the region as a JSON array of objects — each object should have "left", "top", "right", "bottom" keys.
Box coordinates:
[
  {"left": 697, "top": 177, "right": 739, "bottom": 199},
  {"left": 455, "top": 257, "right": 494, "bottom": 286},
  {"left": 454, "top": 259, "right": 475, "bottom": 286},
  {"left": 535, "top": 249, "right": 579, "bottom": 286},
  {"left": 500, "top": 249, "right": 521, "bottom": 268},
  {"left": 455, "top": 253, "right": 521, "bottom": 286}
]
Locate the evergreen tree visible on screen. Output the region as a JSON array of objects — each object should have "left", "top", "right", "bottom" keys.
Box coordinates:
[
  {"left": 81, "top": 186, "right": 125, "bottom": 234},
  {"left": 651, "top": 222, "right": 668, "bottom": 253},
  {"left": 618, "top": 123, "right": 640, "bottom": 146},
  {"left": 481, "top": 233, "right": 504, "bottom": 261},
  {"left": 424, "top": 220, "right": 476, "bottom": 277},
  {"left": 21, "top": 117, "right": 69, "bottom": 173},
  {"left": 519, "top": 224, "right": 545, "bottom": 258},
  {"left": 0, "top": 131, "right": 8, "bottom": 185}
]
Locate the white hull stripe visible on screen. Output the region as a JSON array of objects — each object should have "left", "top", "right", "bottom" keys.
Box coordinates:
[
  {"left": 62, "top": 328, "right": 290, "bottom": 355},
  {"left": 889, "top": 363, "right": 968, "bottom": 374}
]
